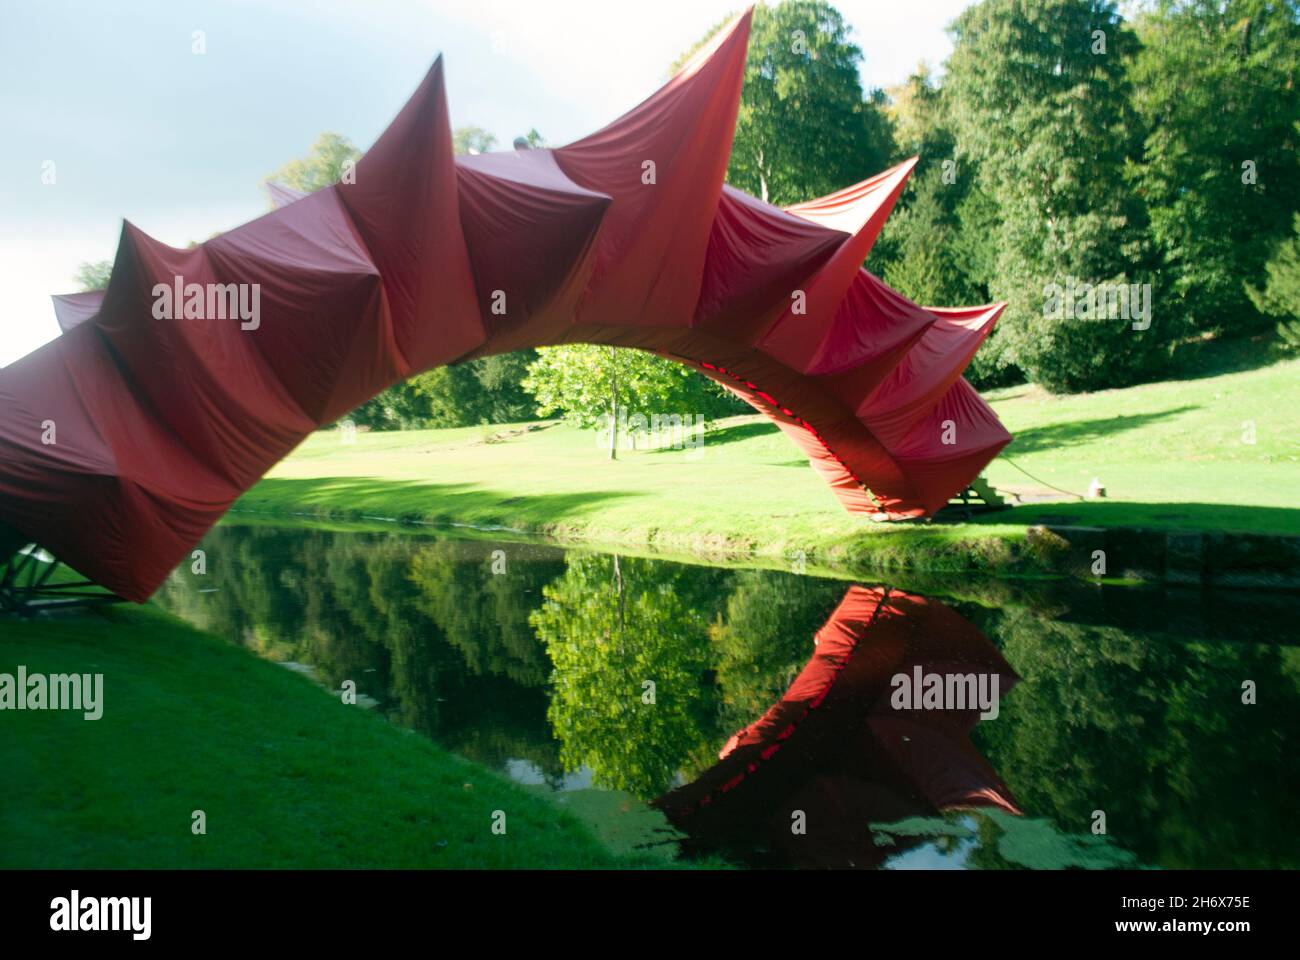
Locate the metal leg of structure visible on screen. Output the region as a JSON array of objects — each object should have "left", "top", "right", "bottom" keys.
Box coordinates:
[
  {"left": 935, "top": 475, "right": 1013, "bottom": 521},
  {"left": 0, "top": 547, "right": 125, "bottom": 615}
]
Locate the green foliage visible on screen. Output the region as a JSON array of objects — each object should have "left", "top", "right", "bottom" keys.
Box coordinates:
[
  {"left": 73, "top": 259, "right": 113, "bottom": 291},
  {"left": 880, "top": 171, "right": 980, "bottom": 319},
  {"left": 268, "top": 0, "right": 1300, "bottom": 426},
  {"left": 1249, "top": 213, "right": 1300, "bottom": 354},
  {"left": 708, "top": 571, "right": 847, "bottom": 734},
  {"left": 1278, "top": 319, "right": 1300, "bottom": 353},
  {"left": 523, "top": 344, "right": 740, "bottom": 431},
  {"left": 247, "top": 349, "right": 1300, "bottom": 547},
  {"left": 875, "top": 66, "right": 1020, "bottom": 388},
  {"left": 677, "top": 0, "right": 894, "bottom": 205},
  {"left": 465, "top": 352, "right": 539, "bottom": 422},
  {"left": 345, "top": 372, "right": 441, "bottom": 431},
  {"left": 266, "top": 131, "right": 361, "bottom": 196},
  {"left": 531, "top": 554, "right": 728, "bottom": 797},
  {"left": 944, "top": 0, "right": 1165, "bottom": 393},
  {"left": 422, "top": 353, "right": 538, "bottom": 427},
  {"left": 147, "top": 522, "right": 1300, "bottom": 867},
  {"left": 1131, "top": 1, "right": 1300, "bottom": 336},
  {"left": 342, "top": 352, "right": 541, "bottom": 431},
  {"left": 453, "top": 125, "right": 497, "bottom": 155},
  {"left": 0, "top": 602, "right": 641, "bottom": 868},
  {"left": 963, "top": 601, "right": 1300, "bottom": 867},
  {"left": 883, "top": 64, "right": 951, "bottom": 163}
]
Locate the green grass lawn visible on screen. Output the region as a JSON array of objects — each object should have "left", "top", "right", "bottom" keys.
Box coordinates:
[
  {"left": 237, "top": 355, "right": 1300, "bottom": 569},
  {"left": 978, "top": 354, "right": 1300, "bottom": 531},
  {"left": 0, "top": 605, "right": 700, "bottom": 869}
]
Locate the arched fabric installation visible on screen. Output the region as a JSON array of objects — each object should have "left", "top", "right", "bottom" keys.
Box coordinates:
[{"left": 0, "top": 10, "right": 1011, "bottom": 603}]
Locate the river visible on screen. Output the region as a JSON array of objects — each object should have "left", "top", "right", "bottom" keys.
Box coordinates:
[{"left": 153, "top": 520, "right": 1300, "bottom": 869}]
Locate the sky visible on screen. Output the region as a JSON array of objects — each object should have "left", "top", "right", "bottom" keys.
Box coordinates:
[{"left": 0, "top": 0, "right": 972, "bottom": 365}]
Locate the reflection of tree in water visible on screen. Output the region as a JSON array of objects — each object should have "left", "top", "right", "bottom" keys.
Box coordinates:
[
  {"left": 531, "top": 553, "right": 734, "bottom": 798},
  {"left": 157, "top": 525, "right": 569, "bottom": 777},
  {"left": 709, "top": 571, "right": 849, "bottom": 735},
  {"left": 402, "top": 539, "right": 571, "bottom": 779},
  {"left": 408, "top": 543, "right": 558, "bottom": 687},
  {"left": 963, "top": 605, "right": 1300, "bottom": 868},
  {"left": 158, "top": 525, "right": 394, "bottom": 687}
]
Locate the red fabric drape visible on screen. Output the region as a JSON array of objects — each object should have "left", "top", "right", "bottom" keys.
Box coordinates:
[
  {"left": 0, "top": 11, "right": 1010, "bottom": 600},
  {"left": 655, "top": 586, "right": 1020, "bottom": 868}
]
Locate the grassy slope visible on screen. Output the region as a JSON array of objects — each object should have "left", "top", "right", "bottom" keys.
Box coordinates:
[
  {"left": 238, "top": 358, "right": 1300, "bottom": 568},
  {"left": 979, "top": 355, "right": 1300, "bottom": 530},
  {"left": 0, "top": 606, "right": 690, "bottom": 869}
]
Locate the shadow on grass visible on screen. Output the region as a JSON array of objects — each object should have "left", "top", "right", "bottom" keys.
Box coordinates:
[
  {"left": 243, "top": 477, "right": 639, "bottom": 525},
  {"left": 639, "top": 418, "right": 778, "bottom": 454},
  {"left": 1004, "top": 406, "right": 1197, "bottom": 455},
  {"left": 962, "top": 499, "right": 1300, "bottom": 536},
  {"left": 1169, "top": 333, "right": 1292, "bottom": 381},
  {"left": 704, "top": 419, "right": 779, "bottom": 445}
]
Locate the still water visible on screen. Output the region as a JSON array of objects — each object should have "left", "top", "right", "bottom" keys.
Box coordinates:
[{"left": 155, "top": 520, "right": 1299, "bottom": 869}]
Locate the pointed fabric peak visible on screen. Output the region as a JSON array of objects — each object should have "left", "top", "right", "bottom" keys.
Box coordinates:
[
  {"left": 51, "top": 289, "right": 106, "bottom": 333},
  {"left": 672, "top": 7, "right": 755, "bottom": 82},
  {"left": 856, "top": 300, "right": 1006, "bottom": 435},
  {"left": 95, "top": 219, "right": 320, "bottom": 487},
  {"left": 924, "top": 301, "right": 1008, "bottom": 329},
  {"left": 691, "top": 185, "right": 845, "bottom": 342},
  {"left": 758, "top": 158, "right": 918, "bottom": 373},
  {"left": 783, "top": 156, "right": 918, "bottom": 240},
  {"left": 267, "top": 181, "right": 307, "bottom": 210},
  {"left": 564, "top": 8, "right": 754, "bottom": 151},
  {"left": 553, "top": 7, "right": 751, "bottom": 330},
  {"left": 455, "top": 148, "right": 612, "bottom": 352},
  {"left": 336, "top": 55, "right": 484, "bottom": 372}
]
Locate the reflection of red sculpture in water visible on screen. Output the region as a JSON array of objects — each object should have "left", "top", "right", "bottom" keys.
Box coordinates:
[
  {"left": 656, "top": 586, "right": 1019, "bottom": 868},
  {"left": 0, "top": 10, "right": 1010, "bottom": 602}
]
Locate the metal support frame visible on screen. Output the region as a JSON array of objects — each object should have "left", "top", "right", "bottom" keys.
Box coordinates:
[
  {"left": 936, "top": 475, "right": 1012, "bottom": 521},
  {"left": 0, "top": 546, "right": 124, "bottom": 615}
]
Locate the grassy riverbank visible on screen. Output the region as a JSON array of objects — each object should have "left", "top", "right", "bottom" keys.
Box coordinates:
[
  {"left": 0, "top": 605, "right": 698, "bottom": 869},
  {"left": 237, "top": 354, "right": 1300, "bottom": 575}
]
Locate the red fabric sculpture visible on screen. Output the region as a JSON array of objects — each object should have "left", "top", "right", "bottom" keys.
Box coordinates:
[
  {"left": 655, "top": 586, "right": 1020, "bottom": 868},
  {"left": 0, "top": 11, "right": 1010, "bottom": 602}
]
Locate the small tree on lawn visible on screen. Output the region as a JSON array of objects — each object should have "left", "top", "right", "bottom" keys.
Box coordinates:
[{"left": 523, "top": 345, "right": 736, "bottom": 460}]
